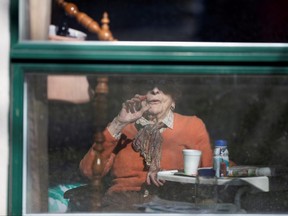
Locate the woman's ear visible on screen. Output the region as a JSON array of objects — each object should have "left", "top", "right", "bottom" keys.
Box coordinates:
[{"left": 171, "top": 102, "right": 176, "bottom": 111}]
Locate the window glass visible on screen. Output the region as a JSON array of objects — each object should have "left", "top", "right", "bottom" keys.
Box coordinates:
[{"left": 24, "top": 73, "right": 288, "bottom": 214}]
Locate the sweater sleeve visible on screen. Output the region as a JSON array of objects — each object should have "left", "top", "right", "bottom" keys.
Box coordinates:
[
  {"left": 79, "top": 127, "right": 118, "bottom": 179},
  {"left": 191, "top": 117, "right": 213, "bottom": 167},
  {"left": 79, "top": 123, "right": 138, "bottom": 179}
]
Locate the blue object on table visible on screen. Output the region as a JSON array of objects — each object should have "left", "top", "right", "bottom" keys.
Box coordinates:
[{"left": 198, "top": 167, "right": 215, "bottom": 177}]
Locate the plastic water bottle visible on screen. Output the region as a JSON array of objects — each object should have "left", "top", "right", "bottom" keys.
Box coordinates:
[{"left": 213, "top": 140, "right": 229, "bottom": 177}]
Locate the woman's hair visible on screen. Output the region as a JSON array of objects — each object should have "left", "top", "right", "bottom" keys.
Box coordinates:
[
  {"left": 122, "top": 75, "right": 183, "bottom": 103},
  {"left": 142, "top": 77, "right": 182, "bottom": 102}
]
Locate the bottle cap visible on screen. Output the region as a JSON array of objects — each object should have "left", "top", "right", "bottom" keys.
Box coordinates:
[{"left": 215, "top": 139, "right": 227, "bottom": 146}]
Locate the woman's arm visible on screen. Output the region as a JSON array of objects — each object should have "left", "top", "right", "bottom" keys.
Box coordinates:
[{"left": 79, "top": 94, "right": 149, "bottom": 178}]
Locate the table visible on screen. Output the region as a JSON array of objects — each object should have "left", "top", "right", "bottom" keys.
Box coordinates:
[
  {"left": 157, "top": 170, "right": 270, "bottom": 208},
  {"left": 157, "top": 170, "right": 269, "bottom": 192}
]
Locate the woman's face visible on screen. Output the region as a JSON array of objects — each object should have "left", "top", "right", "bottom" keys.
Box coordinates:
[{"left": 145, "top": 87, "right": 175, "bottom": 121}]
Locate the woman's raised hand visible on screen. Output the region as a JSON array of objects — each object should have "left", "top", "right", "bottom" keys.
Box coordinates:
[{"left": 117, "top": 94, "right": 150, "bottom": 124}]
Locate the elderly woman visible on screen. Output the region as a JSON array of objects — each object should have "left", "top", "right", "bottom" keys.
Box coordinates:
[{"left": 80, "top": 79, "right": 213, "bottom": 211}]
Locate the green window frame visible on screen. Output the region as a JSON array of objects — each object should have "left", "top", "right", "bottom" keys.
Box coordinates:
[{"left": 9, "top": 63, "right": 288, "bottom": 215}]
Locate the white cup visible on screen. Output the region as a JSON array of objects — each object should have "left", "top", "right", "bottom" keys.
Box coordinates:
[{"left": 183, "top": 149, "right": 202, "bottom": 176}]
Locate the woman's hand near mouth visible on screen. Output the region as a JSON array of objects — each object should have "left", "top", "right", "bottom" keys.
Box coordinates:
[
  {"left": 108, "top": 94, "right": 150, "bottom": 136},
  {"left": 118, "top": 94, "right": 150, "bottom": 124}
]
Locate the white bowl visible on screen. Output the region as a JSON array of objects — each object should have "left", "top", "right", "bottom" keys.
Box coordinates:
[{"left": 49, "top": 25, "right": 87, "bottom": 40}]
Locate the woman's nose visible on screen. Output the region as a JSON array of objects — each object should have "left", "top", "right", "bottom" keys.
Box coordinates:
[{"left": 151, "top": 87, "right": 160, "bottom": 95}]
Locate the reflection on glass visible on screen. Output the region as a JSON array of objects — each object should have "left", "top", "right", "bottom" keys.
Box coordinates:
[
  {"left": 24, "top": 73, "right": 288, "bottom": 214},
  {"left": 22, "top": 0, "right": 288, "bottom": 42}
]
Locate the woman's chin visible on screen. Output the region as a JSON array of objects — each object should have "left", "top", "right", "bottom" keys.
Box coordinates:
[
  {"left": 147, "top": 109, "right": 158, "bottom": 116},
  {"left": 144, "top": 111, "right": 157, "bottom": 120}
]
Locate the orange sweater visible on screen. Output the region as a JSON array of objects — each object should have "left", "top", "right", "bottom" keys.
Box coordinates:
[{"left": 80, "top": 113, "right": 213, "bottom": 193}]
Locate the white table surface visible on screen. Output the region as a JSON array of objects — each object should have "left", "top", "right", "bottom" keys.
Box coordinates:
[{"left": 157, "top": 170, "right": 269, "bottom": 192}]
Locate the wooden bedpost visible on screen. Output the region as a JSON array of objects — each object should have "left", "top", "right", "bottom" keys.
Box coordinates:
[
  {"left": 90, "top": 77, "right": 109, "bottom": 209},
  {"left": 56, "top": 0, "right": 116, "bottom": 41},
  {"left": 64, "top": 76, "right": 109, "bottom": 211}
]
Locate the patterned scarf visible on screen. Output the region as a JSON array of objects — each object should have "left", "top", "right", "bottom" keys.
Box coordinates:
[{"left": 132, "top": 122, "right": 166, "bottom": 172}]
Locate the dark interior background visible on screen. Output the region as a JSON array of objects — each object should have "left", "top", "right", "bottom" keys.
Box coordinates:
[{"left": 51, "top": 0, "right": 288, "bottom": 42}]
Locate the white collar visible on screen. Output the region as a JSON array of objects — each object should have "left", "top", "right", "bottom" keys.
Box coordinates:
[{"left": 136, "top": 110, "right": 174, "bottom": 129}]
